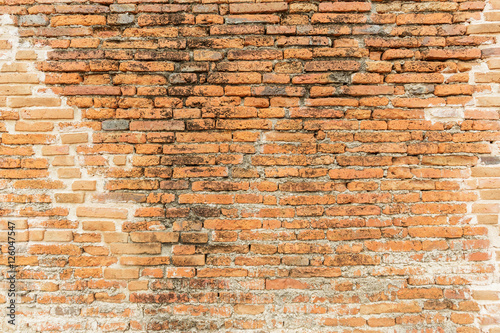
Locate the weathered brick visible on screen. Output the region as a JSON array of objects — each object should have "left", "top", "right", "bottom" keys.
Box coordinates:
[
  {"left": 104, "top": 268, "right": 140, "bottom": 280},
  {"left": 172, "top": 255, "right": 205, "bottom": 266},
  {"left": 50, "top": 15, "right": 106, "bottom": 27},
  {"left": 102, "top": 120, "right": 129, "bottom": 131},
  {"left": 76, "top": 207, "right": 128, "bottom": 219}
]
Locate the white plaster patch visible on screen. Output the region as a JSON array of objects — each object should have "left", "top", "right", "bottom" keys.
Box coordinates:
[
  {"left": 424, "top": 107, "right": 465, "bottom": 123},
  {"left": 0, "top": 14, "right": 14, "bottom": 26}
]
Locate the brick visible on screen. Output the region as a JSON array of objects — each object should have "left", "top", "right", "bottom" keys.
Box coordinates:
[
  {"left": 29, "top": 244, "right": 81, "bottom": 256},
  {"left": 210, "top": 25, "right": 265, "bottom": 35},
  {"left": 82, "top": 221, "right": 115, "bottom": 231},
  {"left": 360, "top": 302, "right": 422, "bottom": 314},
  {"left": 172, "top": 255, "right": 205, "bottom": 266},
  {"left": 0, "top": 74, "right": 39, "bottom": 84},
  {"left": 325, "top": 254, "right": 381, "bottom": 266},
  {"left": 0, "top": 85, "right": 31, "bottom": 96},
  {"left": 44, "top": 230, "right": 73, "bottom": 242},
  {"left": 234, "top": 304, "right": 266, "bottom": 315},
  {"left": 468, "top": 24, "right": 500, "bottom": 34},
  {"left": 104, "top": 268, "right": 139, "bottom": 280},
  {"left": 108, "top": 13, "right": 135, "bottom": 25},
  {"left": 76, "top": 207, "right": 128, "bottom": 219},
  {"left": 2, "top": 134, "right": 56, "bottom": 145},
  {"left": 304, "top": 61, "right": 360, "bottom": 71},
  {"left": 21, "top": 108, "right": 74, "bottom": 119},
  {"left": 397, "top": 288, "right": 443, "bottom": 299},
  {"left": 172, "top": 167, "right": 228, "bottom": 178},
  {"left": 311, "top": 13, "right": 367, "bottom": 24},
  {"left": 229, "top": 3, "right": 287, "bottom": 14},
  {"left": 265, "top": 278, "right": 309, "bottom": 289},
  {"left": 204, "top": 219, "right": 261, "bottom": 230},
  {"left": 289, "top": 267, "right": 341, "bottom": 277},
  {"left": 130, "top": 232, "right": 179, "bottom": 243},
  {"left": 198, "top": 268, "right": 247, "bottom": 277},
  {"left": 422, "top": 49, "right": 481, "bottom": 61},
  {"left": 396, "top": 14, "right": 452, "bottom": 25},
  {"left": 319, "top": 2, "right": 371, "bottom": 12},
  {"left": 8, "top": 97, "right": 61, "bottom": 108},
  {"left": 208, "top": 72, "right": 262, "bottom": 84},
  {"left": 130, "top": 121, "right": 184, "bottom": 131},
  {"left": 72, "top": 180, "right": 96, "bottom": 191},
  {"left": 57, "top": 168, "right": 81, "bottom": 178},
  {"left": 50, "top": 15, "right": 106, "bottom": 27},
  {"left": 60, "top": 133, "right": 88, "bottom": 144},
  {"left": 385, "top": 73, "right": 444, "bottom": 83},
  {"left": 102, "top": 120, "right": 129, "bottom": 131},
  {"left": 55, "top": 193, "right": 85, "bottom": 203},
  {"left": 63, "top": 85, "right": 122, "bottom": 96}
]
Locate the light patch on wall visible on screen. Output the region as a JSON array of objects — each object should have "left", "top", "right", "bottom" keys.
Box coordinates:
[{"left": 424, "top": 107, "right": 465, "bottom": 123}]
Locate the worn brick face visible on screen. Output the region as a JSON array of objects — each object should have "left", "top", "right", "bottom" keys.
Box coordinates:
[{"left": 0, "top": 0, "right": 500, "bottom": 332}]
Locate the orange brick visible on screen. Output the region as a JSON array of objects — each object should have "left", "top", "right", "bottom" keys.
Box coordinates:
[
  {"left": 72, "top": 180, "right": 96, "bottom": 191},
  {"left": 76, "top": 207, "right": 128, "bottom": 219},
  {"left": 104, "top": 268, "right": 139, "bottom": 280}
]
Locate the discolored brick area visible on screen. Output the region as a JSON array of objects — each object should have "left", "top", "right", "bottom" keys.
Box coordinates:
[{"left": 0, "top": 0, "right": 500, "bottom": 332}]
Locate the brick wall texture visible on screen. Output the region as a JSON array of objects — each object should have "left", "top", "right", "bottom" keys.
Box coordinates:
[{"left": 1, "top": 0, "right": 500, "bottom": 331}]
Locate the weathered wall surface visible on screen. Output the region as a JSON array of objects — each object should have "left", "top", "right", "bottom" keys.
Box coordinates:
[{"left": 0, "top": 0, "right": 499, "bottom": 331}]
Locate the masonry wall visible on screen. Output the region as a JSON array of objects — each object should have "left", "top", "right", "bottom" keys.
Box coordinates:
[{"left": 1, "top": 0, "right": 500, "bottom": 332}]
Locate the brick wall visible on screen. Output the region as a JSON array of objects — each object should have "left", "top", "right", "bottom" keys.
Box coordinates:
[{"left": 1, "top": 0, "right": 499, "bottom": 331}]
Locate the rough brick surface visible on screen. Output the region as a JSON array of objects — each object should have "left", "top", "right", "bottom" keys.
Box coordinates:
[{"left": 0, "top": 0, "right": 500, "bottom": 332}]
